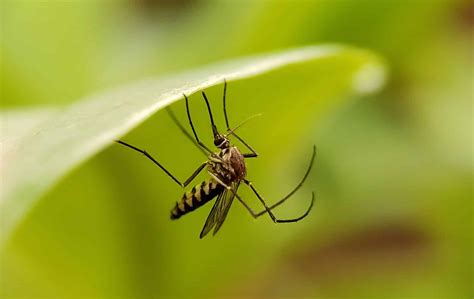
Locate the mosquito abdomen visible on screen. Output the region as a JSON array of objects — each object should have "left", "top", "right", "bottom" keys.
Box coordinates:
[{"left": 170, "top": 179, "right": 224, "bottom": 219}]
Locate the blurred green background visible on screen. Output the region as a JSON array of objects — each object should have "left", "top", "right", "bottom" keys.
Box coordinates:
[{"left": 1, "top": 1, "right": 472, "bottom": 298}]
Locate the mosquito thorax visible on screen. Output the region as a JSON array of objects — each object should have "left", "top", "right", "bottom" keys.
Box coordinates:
[{"left": 228, "top": 146, "right": 247, "bottom": 180}]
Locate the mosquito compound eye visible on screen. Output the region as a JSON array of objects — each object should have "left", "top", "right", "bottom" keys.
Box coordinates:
[{"left": 214, "top": 138, "right": 224, "bottom": 146}]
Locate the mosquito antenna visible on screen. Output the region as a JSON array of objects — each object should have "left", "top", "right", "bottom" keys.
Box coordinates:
[
  {"left": 225, "top": 113, "right": 262, "bottom": 137},
  {"left": 202, "top": 91, "right": 219, "bottom": 137}
]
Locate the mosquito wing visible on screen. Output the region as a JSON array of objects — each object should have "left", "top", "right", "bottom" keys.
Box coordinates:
[
  {"left": 200, "top": 188, "right": 227, "bottom": 238},
  {"left": 199, "top": 182, "right": 239, "bottom": 238},
  {"left": 213, "top": 182, "right": 240, "bottom": 235}
]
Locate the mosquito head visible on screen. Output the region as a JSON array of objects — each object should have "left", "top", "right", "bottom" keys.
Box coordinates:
[{"left": 214, "top": 134, "right": 230, "bottom": 149}]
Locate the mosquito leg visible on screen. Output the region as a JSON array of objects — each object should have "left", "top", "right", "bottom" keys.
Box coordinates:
[
  {"left": 223, "top": 79, "right": 230, "bottom": 128},
  {"left": 233, "top": 133, "right": 258, "bottom": 158},
  {"left": 252, "top": 145, "right": 316, "bottom": 215},
  {"left": 221, "top": 79, "right": 258, "bottom": 158},
  {"left": 239, "top": 145, "right": 316, "bottom": 221},
  {"left": 209, "top": 155, "right": 225, "bottom": 164},
  {"left": 116, "top": 140, "right": 206, "bottom": 187},
  {"left": 166, "top": 107, "right": 207, "bottom": 156},
  {"left": 201, "top": 91, "right": 221, "bottom": 138},
  {"left": 243, "top": 180, "right": 314, "bottom": 223},
  {"left": 235, "top": 192, "right": 315, "bottom": 221},
  {"left": 183, "top": 94, "right": 214, "bottom": 154},
  {"left": 235, "top": 193, "right": 260, "bottom": 217},
  {"left": 231, "top": 186, "right": 309, "bottom": 219},
  {"left": 183, "top": 162, "right": 208, "bottom": 187},
  {"left": 208, "top": 172, "right": 231, "bottom": 190}
]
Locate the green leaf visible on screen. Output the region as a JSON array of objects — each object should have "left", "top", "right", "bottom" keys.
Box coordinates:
[{"left": 0, "top": 45, "right": 385, "bottom": 246}]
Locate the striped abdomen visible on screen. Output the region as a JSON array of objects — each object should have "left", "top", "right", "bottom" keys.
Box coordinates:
[{"left": 170, "top": 179, "right": 224, "bottom": 220}]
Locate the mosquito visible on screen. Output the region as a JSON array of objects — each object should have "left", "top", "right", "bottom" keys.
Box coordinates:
[{"left": 116, "top": 80, "right": 316, "bottom": 238}]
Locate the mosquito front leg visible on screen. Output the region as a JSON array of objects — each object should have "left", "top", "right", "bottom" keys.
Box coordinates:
[
  {"left": 221, "top": 80, "right": 258, "bottom": 158},
  {"left": 166, "top": 107, "right": 207, "bottom": 157},
  {"left": 183, "top": 94, "right": 214, "bottom": 155},
  {"left": 233, "top": 133, "right": 258, "bottom": 158},
  {"left": 116, "top": 140, "right": 206, "bottom": 187}
]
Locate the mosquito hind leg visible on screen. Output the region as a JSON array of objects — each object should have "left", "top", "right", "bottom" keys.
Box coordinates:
[
  {"left": 239, "top": 145, "right": 317, "bottom": 221},
  {"left": 243, "top": 180, "right": 314, "bottom": 223},
  {"left": 253, "top": 145, "right": 316, "bottom": 216},
  {"left": 236, "top": 191, "right": 315, "bottom": 222},
  {"left": 115, "top": 140, "right": 206, "bottom": 187}
]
